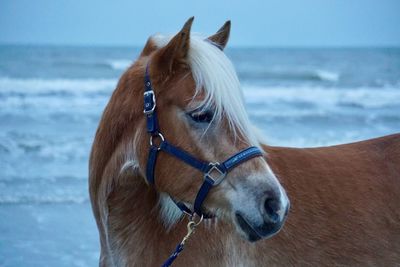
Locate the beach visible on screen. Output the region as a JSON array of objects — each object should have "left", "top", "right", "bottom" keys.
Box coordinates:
[{"left": 0, "top": 45, "right": 399, "bottom": 267}]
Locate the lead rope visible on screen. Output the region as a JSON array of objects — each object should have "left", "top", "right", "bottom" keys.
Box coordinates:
[{"left": 161, "top": 214, "right": 204, "bottom": 267}]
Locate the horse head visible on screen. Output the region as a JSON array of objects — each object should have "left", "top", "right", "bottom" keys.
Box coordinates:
[{"left": 124, "top": 17, "right": 289, "bottom": 242}]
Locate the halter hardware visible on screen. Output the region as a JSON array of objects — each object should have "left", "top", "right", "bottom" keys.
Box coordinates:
[
  {"left": 161, "top": 214, "right": 204, "bottom": 267},
  {"left": 205, "top": 162, "right": 226, "bottom": 185},
  {"left": 150, "top": 132, "right": 165, "bottom": 149},
  {"left": 143, "top": 91, "right": 156, "bottom": 114}
]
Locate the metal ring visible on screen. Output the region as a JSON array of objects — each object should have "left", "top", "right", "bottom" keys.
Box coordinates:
[
  {"left": 149, "top": 132, "right": 165, "bottom": 150},
  {"left": 190, "top": 213, "right": 204, "bottom": 226}
]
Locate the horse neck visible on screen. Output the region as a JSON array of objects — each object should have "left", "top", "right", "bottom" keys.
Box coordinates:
[
  {"left": 103, "top": 143, "right": 173, "bottom": 264},
  {"left": 89, "top": 66, "right": 148, "bottom": 217},
  {"left": 90, "top": 78, "right": 141, "bottom": 173}
]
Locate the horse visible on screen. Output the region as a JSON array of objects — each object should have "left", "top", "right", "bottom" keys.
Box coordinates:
[{"left": 89, "top": 17, "right": 400, "bottom": 266}]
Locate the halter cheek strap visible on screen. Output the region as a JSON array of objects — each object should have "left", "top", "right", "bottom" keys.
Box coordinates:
[{"left": 143, "top": 64, "right": 263, "bottom": 216}]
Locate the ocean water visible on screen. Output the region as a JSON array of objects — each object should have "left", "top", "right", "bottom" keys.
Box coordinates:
[{"left": 0, "top": 45, "right": 399, "bottom": 266}]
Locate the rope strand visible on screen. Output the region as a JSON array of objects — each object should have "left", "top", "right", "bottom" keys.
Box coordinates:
[{"left": 161, "top": 215, "right": 203, "bottom": 267}]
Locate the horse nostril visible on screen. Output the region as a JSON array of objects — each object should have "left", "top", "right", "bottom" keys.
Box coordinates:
[{"left": 264, "top": 197, "right": 280, "bottom": 223}]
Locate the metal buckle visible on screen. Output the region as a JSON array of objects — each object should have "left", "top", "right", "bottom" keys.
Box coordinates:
[
  {"left": 205, "top": 162, "right": 226, "bottom": 185},
  {"left": 143, "top": 91, "right": 156, "bottom": 114},
  {"left": 149, "top": 132, "right": 165, "bottom": 150}
]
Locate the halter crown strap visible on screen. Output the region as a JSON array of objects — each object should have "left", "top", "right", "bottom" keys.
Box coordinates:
[{"left": 143, "top": 63, "right": 263, "bottom": 217}]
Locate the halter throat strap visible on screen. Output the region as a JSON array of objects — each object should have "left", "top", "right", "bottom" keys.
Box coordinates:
[{"left": 143, "top": 64, "right": 263, "bottom": 216}]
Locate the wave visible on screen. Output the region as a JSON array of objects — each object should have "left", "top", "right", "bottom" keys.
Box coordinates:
[
  {"left": 0, "top": 77, "right": 117, "bottom": 96},
  {"left": 314, "top": 70, "right": 340, "bottom": 82},
  {"left": 238, "top": 69, "right": 340, "bottom": 82},
  {"left": 1, "top": 77, "right": 399, "bottom": 113},
  {"left": 0, "top": 175, "right": 89, "bottom": 205},
  {"left": 0, "top": 133, "right": 91, "bottom": 160},
  {"left": 0, "top": 195, "right": 89, "bottom": 205},
  {"left": 52, "top": 59, "right": 132, "bottom": 72},
  {"left": 243, "top": 85, "right": 400, "bottom": 109},
  {"left": 106, "top": 59, "right": 132, "bottom": 70}
]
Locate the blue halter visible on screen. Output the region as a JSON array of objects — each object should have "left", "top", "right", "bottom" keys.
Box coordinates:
[{"left": 143, "top": 64, "right": 263, "bottom": 217}]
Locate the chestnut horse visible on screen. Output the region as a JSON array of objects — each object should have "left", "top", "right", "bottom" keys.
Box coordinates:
[{"left": 89, "top": 18, "right": 400, "bottom": 266}]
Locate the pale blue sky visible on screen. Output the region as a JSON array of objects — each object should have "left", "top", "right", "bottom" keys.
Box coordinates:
[{"left": 0, "top": 0, "right": 399, "bottom": 47}]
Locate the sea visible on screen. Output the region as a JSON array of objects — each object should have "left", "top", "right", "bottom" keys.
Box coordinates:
[{"left": 0, "top": 45, "right": 399, "bottom": 266}]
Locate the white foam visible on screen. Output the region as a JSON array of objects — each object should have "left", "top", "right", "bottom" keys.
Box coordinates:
[
  {"left": 243, "top": 85, "right": 400, "bottom": 109},
  {"left": 107, "top": 59, "right": 131, "bottom": 70},
  {"left": 0, "top": 77, "right": 117, "bottom": 95},
  {"left": 0, "top": 195, "right": 88, "bottom": 204},
  {"left": 315, "top": 70, "right": 340, "bottom": 82},
  {"left": 0, "top": 94, "right": 108, "bottom": 112},
  {"left": 238, "top": 68, "right": 340, "bottom": 82}
]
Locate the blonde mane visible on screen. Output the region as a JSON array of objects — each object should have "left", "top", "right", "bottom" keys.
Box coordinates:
[{"left": 152, "top": 34, "right": 260, "bottom": 146}]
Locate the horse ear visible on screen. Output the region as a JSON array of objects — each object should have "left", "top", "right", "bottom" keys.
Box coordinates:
[
  {"left": 207, "top": 20, "right": 231, "bottom": 50},
  {"left": 156, "top": 17, "right": 194, "bottom": 74},
  {"left": 140, "top": 37, "right": 157, "bottom": 57}
]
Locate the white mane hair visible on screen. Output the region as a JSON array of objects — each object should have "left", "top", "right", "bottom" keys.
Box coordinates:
[{"left": 152, "top": 34, "right": 260, "bottom": 147}]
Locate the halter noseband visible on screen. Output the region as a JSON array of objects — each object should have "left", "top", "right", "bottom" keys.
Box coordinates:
[{"left": 143, "top": 64, "right": 263, "bottom": 217}]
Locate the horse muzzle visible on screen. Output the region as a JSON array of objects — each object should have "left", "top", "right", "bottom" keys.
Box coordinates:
[{"left": 234, "top": 189, "right": 290, "bottom": 242}]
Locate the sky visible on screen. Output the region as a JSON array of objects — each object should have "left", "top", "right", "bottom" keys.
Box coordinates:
[{"left": 0, "top": 0, "right": 399, "bottom": 47}]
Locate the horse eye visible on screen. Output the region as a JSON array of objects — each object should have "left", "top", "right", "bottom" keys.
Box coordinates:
[{"left": 188, "top": 109, "right": 214, "bottom": 123}]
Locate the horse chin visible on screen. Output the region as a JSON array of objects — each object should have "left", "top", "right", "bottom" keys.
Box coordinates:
[{"left": 234, "top": 212, "right": 285, "bottom": 242}]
